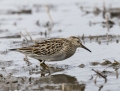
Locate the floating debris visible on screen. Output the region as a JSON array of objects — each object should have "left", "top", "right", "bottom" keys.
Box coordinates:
[
  {"left": 78, "top": 63, "right": 85, "bottom": 68},
  {"left": 8, "top": 9, "right": 32, "bottom": 14},
  {"left": 0, "top": 34, "right": 21, "bottom": 39},
  {"left": 92, "top": 69, "right": 107, "bottom": 83},
  {"left": 90, "top": 62, "right": 100, "bottom": 66},
  {"left": 109, "top": 8, "right": 120, "bottom": 18},
  {"left": 100, "top": 60, "right": 112, "bottom": 65}
]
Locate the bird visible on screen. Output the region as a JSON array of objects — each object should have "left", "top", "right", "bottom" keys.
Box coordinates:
[{"left": 9, "top": 36, "right": 91, "bottom": 70}]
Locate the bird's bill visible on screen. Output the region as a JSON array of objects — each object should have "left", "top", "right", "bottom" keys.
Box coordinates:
[{"left": 81, "top": 44, "right": 91, "bottom": 52}]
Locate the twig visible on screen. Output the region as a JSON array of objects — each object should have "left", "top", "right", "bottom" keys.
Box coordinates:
[
  {"left": 20, "top": 32, "right": 28, "bottom": 42},
  {"left": 92, "top": 69, "right": 107, "bottom": 83},
  {"left": 98, "top": 85, "right": 103, "bottom": 91},
  {"left": 24, "top": 29, "right": 33, "bottom": 42},
  {"left": 115, "top": 68, "right": 119, "bottom": 79},
  {"left": 106, "top": 15, "right": 110, "bottom": 32},
  {"left": 103, "top": 2, "right": 106, "bottom": 19},
  {"left": 0, "top": 34, "right": 21, "bottom": 39},
  {"left": 62, "top": 83, "right": 65, "bottom": 91},
  {"left": 94, "top": 75, "right": 98, "bottom": 84},
  {"left": 106, "top": 33, "right": 109, "bottom": 45},
  {"left": 45, "top": 5, "right": 54, "bottom": 24},
  {"left": 89, "top": 75, "right": 93, "bottom": 80},
  {"left": 29, "top": 77, "right": 31, "bottom": 84}
]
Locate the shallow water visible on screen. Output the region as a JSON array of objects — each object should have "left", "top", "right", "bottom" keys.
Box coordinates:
[{"left": 0, "top": 0, "right": 120, "bottom": 91}]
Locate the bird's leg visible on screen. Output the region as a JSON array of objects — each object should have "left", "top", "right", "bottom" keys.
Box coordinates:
[
  {"left": 39, "top": 60, "right": 51, "bottom": 76},
  {"left": 40, "top": 61, "right": 49, "bottom": 70}
]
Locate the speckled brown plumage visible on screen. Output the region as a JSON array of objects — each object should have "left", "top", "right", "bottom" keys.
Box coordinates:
[{"left": 10, "top": 36, "right": 91, "bottom": 62}]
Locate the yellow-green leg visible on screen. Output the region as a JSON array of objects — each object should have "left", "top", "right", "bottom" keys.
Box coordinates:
[{"left": 39, "top": 60, "right": 51, "bottom": 77}]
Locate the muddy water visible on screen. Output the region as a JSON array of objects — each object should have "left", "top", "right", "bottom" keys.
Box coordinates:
[{"left": 0, "top": 74, "right": 85, "bottom": 91}]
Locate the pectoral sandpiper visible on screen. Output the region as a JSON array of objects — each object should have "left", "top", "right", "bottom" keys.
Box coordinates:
[{"left": 9, "top": 36, "right": 91, "bottom": 75}]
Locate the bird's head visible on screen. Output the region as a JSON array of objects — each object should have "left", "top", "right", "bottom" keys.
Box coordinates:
[{"left": 68, "top": 36, "right": 91, "bottom": 52}]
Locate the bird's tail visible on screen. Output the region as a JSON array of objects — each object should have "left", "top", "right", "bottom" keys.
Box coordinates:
[{"left": 9, "top": 48, "right": 17, "bottom": 51}]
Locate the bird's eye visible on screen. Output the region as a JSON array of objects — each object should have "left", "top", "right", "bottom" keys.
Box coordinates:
[{"left": 77, "top": 40, "right": 79, "bottom": 43}]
